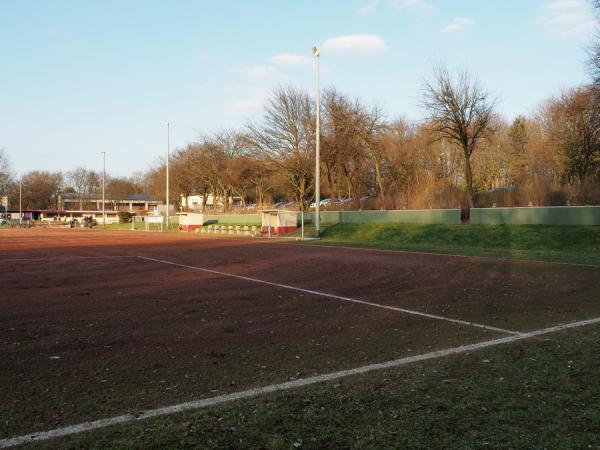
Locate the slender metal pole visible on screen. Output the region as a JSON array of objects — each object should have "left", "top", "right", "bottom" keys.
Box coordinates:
[
  {"left": 165, "top": 121, "right": 170, "bottom": 231},
  {"left": 19, "top": 180, "right": 22, "bottom": 224},
  {"left": 101, "top": 152, "right": 106, "bottom": 227},
  {"left": 313, "top": 46, "right": 321, "bottom": 238}
]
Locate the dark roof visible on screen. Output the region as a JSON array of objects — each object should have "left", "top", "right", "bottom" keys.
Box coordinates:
[
  {"left": 60, "top": 192, "right": 159, "bottom": 202},
  {"left": 124, "top": 194, "right": 154, "bottom": 201}
]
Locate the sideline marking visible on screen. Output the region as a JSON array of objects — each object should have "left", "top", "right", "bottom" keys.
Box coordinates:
[
  {"left": 2, "top": 316, "right": 599, "bottom": 449},
  {"left": 137, "top": 255, "right": 521, "bottom": 336}
]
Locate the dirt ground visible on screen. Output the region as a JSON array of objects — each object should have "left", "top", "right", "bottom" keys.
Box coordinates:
[{"left": 1, "top": 229, "right": 599, "bottom": 439}]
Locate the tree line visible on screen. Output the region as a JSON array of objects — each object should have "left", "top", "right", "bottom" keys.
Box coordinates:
[
  {"left": 2, "top": 49, "right": 600, "bottom": 213},
  {"left": 0, "top": 157, "right": 149, "bottom": 211},
  {"left": 149, "top": 67, "right": 600, "bottom": 212}
]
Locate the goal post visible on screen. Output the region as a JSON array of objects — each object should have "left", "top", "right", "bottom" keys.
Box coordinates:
[{"left": 131, "top": 215, "right": 164, "bottom": 232}]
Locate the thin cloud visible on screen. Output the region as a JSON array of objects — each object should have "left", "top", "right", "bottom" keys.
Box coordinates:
[
  {"left": 442, "top": 17, "right": 475, "bottom": 33},
  {"left": 391, "top": 0, "right": 436, "bottom": 12},
  {"left": 322, "top": 34, "right": 389, "bottom": 54},
  {"left": 537, "top": 0, "right": 595, "bottom": 38},
  {"left": 267, "top": 53, "right": 310, "bottom": 67},
  {"left": 356, "top": 0, "right": 379, "bottom": 15}
]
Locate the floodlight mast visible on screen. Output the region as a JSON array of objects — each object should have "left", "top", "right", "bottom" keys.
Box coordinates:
[
  {"left": 313, "top": 45, "right": 321, "bottom": 238},
  {"left": 19, "top": 179, "right": 22, "bottom": 224},
  {"left": 165, "top": 120, "right": 170, "bottom": 231},
  {"left": 101, "top": 152, "right": 106, "bottom": 228}
]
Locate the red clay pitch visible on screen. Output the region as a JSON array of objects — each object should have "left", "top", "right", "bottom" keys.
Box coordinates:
[{"left": 1, "top": 229, "right": 598, "bottom": 438}]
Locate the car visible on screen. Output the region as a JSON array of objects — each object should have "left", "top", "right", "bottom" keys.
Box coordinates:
[
  {"left": 309, "top": 198, "right": 331, "bottom": 208},
  {"left": 335, "top": 197, "right": 353, "bottom": 205}
]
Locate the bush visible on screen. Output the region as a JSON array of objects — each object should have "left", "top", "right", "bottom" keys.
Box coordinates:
[{"left": 118, "top": 211, "right": 134, "bottom": 223}]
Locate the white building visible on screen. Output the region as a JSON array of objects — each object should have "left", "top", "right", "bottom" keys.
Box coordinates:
[{"left": 181, "top": 194, "right": 243, "bottom": 211}]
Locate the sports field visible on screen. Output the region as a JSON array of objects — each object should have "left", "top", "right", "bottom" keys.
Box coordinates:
[{"left": 1, "top": 229, "right": 599, "bottom": 448}]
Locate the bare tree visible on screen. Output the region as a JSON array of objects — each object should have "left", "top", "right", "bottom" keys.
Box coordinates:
[
  {"left": 105, "top": 176, "right": 144, "bottom": 202},
  {"left": 422, "top": 66, "right": 496, "bottom": 207},
  {"left": 321, "top": 89, "right": 384, "bottom": 208},
  {"left": 546, "top": 86, "right": 600, "bottom": 185},
  {"left": 0, "top": 149, "right": 14, "bottom": 198},
  {"left": 588, "top": 0, "right": 600, "bottom": 86},
  {"left": 15, "top": 171, "right": 63, "bottom": 210},
  {"left": 67, "top": 167, "right": 101, "bottom": 209},
  {"left": 247, "top": 87, "right": 315, "bottom": 210}
]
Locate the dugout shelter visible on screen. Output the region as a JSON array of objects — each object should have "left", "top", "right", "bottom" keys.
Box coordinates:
[
  {"left": 260, "top": 210, "right": 297, "bottom": 235},
  {"left": 177, "top": 212, "right": 204, "bottom": 232}
]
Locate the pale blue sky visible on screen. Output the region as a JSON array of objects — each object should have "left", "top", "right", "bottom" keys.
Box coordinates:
[{"left": 0, "top": 0, "right": 596, "bottom": 177}]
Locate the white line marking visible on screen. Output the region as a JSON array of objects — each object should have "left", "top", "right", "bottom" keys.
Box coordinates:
[
  {"left": 2, "top": 316, "right": 599, "bottom": 449},
  {"left": 137, "top": 255, "right": 521, "bottom": 335}
]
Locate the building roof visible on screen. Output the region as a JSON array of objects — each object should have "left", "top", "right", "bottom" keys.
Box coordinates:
[
  {"left": 60, "top": 192, "right": 159, "bottom": 202},
  {"left": 6, "top": 209, "right": 119, "bottom": 214}
]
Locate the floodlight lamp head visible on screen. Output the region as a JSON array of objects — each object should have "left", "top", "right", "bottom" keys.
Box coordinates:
[{"left": 312, "top": 46, "right": 320, "bottom": 57}]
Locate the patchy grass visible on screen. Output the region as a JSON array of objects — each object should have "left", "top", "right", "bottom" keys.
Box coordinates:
[
  {"left": 307, "top": 223, "right": 600, "bottom": 266},
  {"left": 101, "top": 222, "right": 181, "bottom": 232},
  {"left": 101, "top": 222, "right": 132, "bottom": 231},
  {"left": 27, "top": 326, "right": 600, "bottom": 449}
]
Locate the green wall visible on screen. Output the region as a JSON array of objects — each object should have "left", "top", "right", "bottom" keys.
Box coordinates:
[
  {"left": 204, "top": 210, "right": 461, "bottom": 226},
  {"left": 470, "top": 206, "right": 600, "bottom": 225},
  {"left": 298, "top": 209, "right": 461, "bottom": 225}
]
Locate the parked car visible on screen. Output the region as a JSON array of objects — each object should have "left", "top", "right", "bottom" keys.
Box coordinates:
[
  {"left": 309, "top": 198, "right": 331, "bottom": 208},
  {"left": 335, "top": 197, "right": 353, "bottom": 205}
]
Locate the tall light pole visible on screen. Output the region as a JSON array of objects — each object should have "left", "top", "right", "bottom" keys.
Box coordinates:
[
  {"left": 101, "top": 152, "right": 106, "bottom": 227},
  {"left": 312, "top": 45, "right": 321, "bottom": 238},
  {"left": 19, "top": 179, "right": 22, "bottom": 224},
  {"left": 165, "top": 120, "right": 170, "bottom": 231}
]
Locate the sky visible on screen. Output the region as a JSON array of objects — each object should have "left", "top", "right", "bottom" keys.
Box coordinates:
[{"left": 0, "top": 0, "right": 597, "bottom": 177}]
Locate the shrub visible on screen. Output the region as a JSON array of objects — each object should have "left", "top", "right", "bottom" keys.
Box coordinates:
[{"left": 118, "top": 211, "right": 134, "bottom": 223}]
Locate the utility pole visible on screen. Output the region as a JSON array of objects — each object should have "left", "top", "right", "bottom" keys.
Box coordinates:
[
  {"left": 19, "top": 179, "right": 22, "bottom": 224},
  {"left": 165, "top": 121, "right": 170, "bottom": 231},
  {"left": 312, "top": 46, "right": 321, "bottom": 238},
  {"left": 101, "top": 152, "right": 106, "bottom": 227}
]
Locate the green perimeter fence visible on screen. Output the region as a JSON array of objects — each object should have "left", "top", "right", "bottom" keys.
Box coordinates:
[
  {"left": 201, "top": 209, "right": 462, "bottom": 226},
  {"left": 470, "top": 206, "right": 600, "bottom": 226},
  {"left": 200, "top": 207, "right": 600, "bottom": 227},
  {"left": 298, "top": 209, "right": 461, "bottom": 225},
  {"left": 130, "top": 207, "right": 600, "bottom": 229}
]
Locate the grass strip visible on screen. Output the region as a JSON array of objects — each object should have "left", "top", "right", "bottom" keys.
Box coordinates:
[
  {"left": 25, "top": 326, "right": 600, "bottom": 449},
  {"left": 304, "top": 223, "right": 600, "bottom": 266}
]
